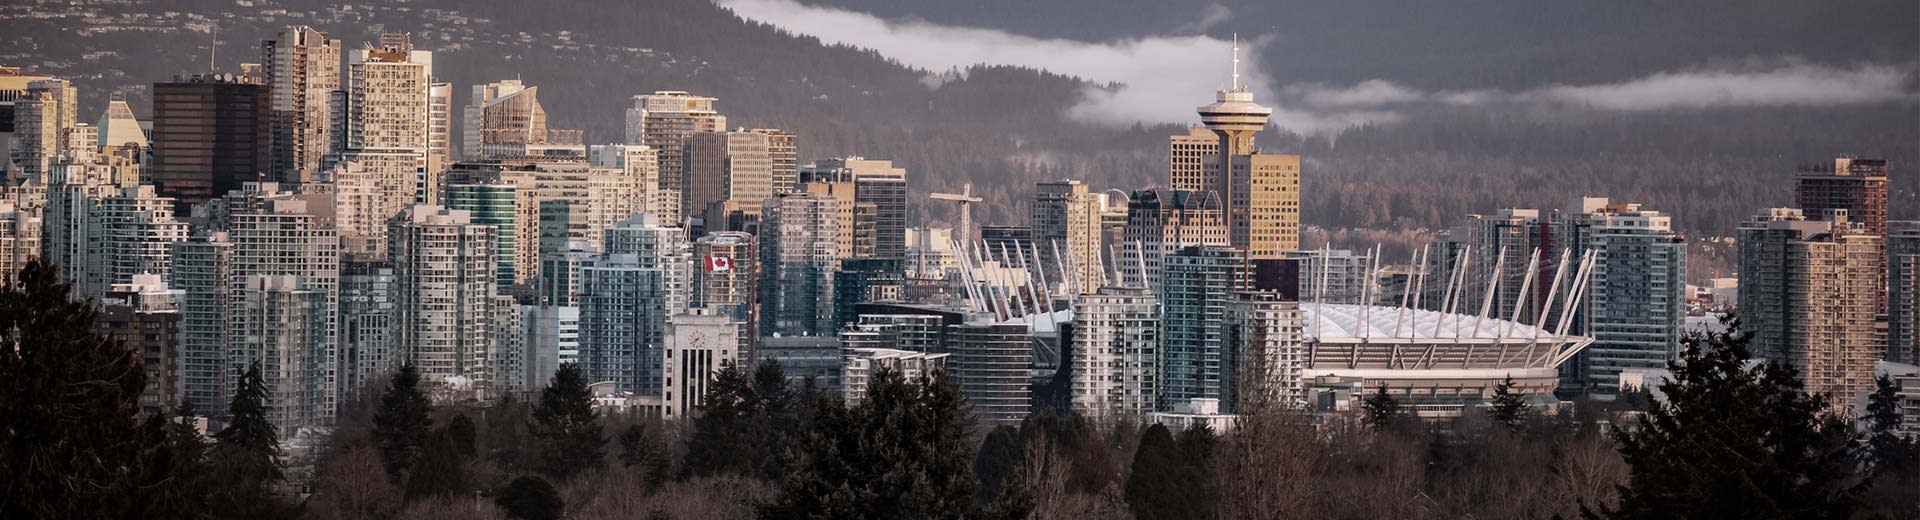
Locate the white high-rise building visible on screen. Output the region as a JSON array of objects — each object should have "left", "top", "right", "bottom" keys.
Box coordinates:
[
  {"left": 663, "top": 309, "right": 744, "bottom": 418},
  {"left": 329, "top": 38, "right": 433, "bottom": 254},
  {"left": 1571, "top": 199, "right": 1685, "bottom": 397},
  {"left": 232, "top": 274, "right": 332, "bottom": 436},
  {"left": 390, "top": 205, "right": 499, "bottom": 400},
  {"left": 1070, "top": 286, "right": 1161, "bottom": 419},
  {"left": 175, "top": 184, "right": 341, "bottom": 427},
  {"left": 0, "top": 202, "right": 39, "bottom": 280},
  {"left": 623, "top": 91, "right": 726, "bottom": 223},
  {"left": 1223, "top": 292, "right": 1305, "bottom": 411},
  {"left": 9, "top": 78, "right": 77, "bottom": 184},
  {"left": 86, "top": 186, "right": 188, "bottom": 299}
]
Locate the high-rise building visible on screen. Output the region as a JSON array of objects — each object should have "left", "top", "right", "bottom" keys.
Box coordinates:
[
  {"left": 1891, "top": 222, "right": 1920, "bottom": 364},
  {"left": 1425, "top": 208, "right": 1562, "bottom": 324},
  {"left": 390, "top": 205, "right": 498, "bottom": 399},
  {"left": 662, "top": 309, "right": 744, "bottom": 418},
  {"left": 684, "top": 131, "right": 772, "bottom": 227},
  {"left": 1739, "top": 208, "right": 1882, "bottom": 411},
  {"left": 588, "top": 143, "right": 660, "bottom": 222},
  {"left": 1160, "top": 248, "right": 1300, "bottom": 411},
  {"left": 40, "top": 151, "right": 119, "bottom": 292},
  {"left": 693, "top": 231, "right": 757, "bottom": 340},
  {"left": 340, "top": 258, "right": 397, "bottom": 397},
  {"left": 445, "top": 181, "right": 519, "bottom": 286},
  {"left": 171, "top": 233, "right": 233, "bottom": 416},
  {"left": 1167, "top": 125, "right": 1218, "bottom": 192},
  {"left": 1071, "top": 286, "right": 1161, "bottom": 419},
  {"left": 1160, "top": 247, "right": 1247, "bottom": 410},
  {"left": 263, "top": 26, "right": 341, "bottom": 181},
  {"left": 760, "top": 192, "right": 841, "bottom": 337},
  {"left": 1222, "top": 291, "right": 1305, "bottom": 411},
  {"left": 749, "top": 128, "right": 798, "bottom": 194},
  {"left": 97, "top": 274, "right": 183, "bottom": 418},
  {"left": 490, "top": 296, "right": 524, "bottom": 396},
  {"left": 0, "top": 201, "right": 39, "bottom": 280},
  {"left": 85, "top": 186, "right": 188, "bottom": 299},
  {"left": 624, "top": 91, "right": 726, "bottom": 223},
  {"left": 443, "top": 157, "right": 623, "bottom": 287},
  {"left": 329, "top": 152, "right": 425, "bottom": 256},
  {"left": 341, "top": 40, "right": 432, "bottom": 154},
  {"left": 521, "top": 305, "right": 581, "bottom": 391},
  {"left": 327, "top": 38, "right": 433, "bottom": 253},
  {"left": 1795, "top": 156, "right": 1889, "bottom": 235},
  {"left": 0, "top": 68, "right": 57, "bottom": 181},
  {"left": 580, "top": 214, "right": 690, "bottom": 394},
  {"left": 150, "top": 74, "right": 271, "bottom": 208},
  {"left": 233, "top": 274, "right": 332, "bottom": 435},
  {"left": 804, "top": 157, "right": 908, "bottom": 261},
  {"left": 1120, "top": 189, "right": 1227, "bottom": 291},
  {"left": 799, "top": 175, "right": 858, "bottom": 259},
  {"left": 835, "top": 258, "right": 906, "bottom": 327},
  {"left": 857, "top": 175, "right": 908, "bottom": 260},
  {"left": 947, "top": 321, "right": 1033, "bottom": 426},
  {"left": 1283, "top": 248, "right": 1374, "bottom": 305},
  {"left": 428, "top": 82, "right": 453, "bottom": 176},
  {"left": 219, "top": 186, "right": 341, "bottom": 419},
  {"left": 1570, "top": 201, "right": 1685, "bottom": 397},
  {"left": 8, "top": 78, "right": 76, "bottom": 184},
  {"left": 843, "top": 348, "right": 948, "bottom": 404},
  {"left": 1034, "top": 180, "right": 1105, "bottom": 293}
]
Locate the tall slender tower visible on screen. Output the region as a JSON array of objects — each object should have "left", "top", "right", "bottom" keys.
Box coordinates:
[{"left": 1194, "top": 39, "right": 1300, "bottom": 258}]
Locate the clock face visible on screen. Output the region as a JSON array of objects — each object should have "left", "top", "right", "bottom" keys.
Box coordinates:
[{"left": 688, "top": 331, "right": 706, "bottom": 348}]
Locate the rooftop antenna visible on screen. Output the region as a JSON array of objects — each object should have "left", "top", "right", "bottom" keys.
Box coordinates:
[
  {"left": 1231, "top": 33, "right": 1240, "bottom": 90},
  {"left": 210, "top": 27, "right": 218, "bottom": 72}
]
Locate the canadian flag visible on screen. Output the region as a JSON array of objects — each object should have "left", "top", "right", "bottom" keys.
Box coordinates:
[{"left": 705, "top": 256, "right": 733, "bottom": 272}]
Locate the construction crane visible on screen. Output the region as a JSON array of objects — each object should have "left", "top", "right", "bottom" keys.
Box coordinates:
[{"left": 929, "top": 183, "right": 982, "bottom": 245}]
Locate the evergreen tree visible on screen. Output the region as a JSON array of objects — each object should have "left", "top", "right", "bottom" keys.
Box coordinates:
[
  {"left": 1174, "top": 423, "right": 1220, "bottom": 517},
  {"left": 496, "top": 475, "right": 565, "bottom": 520},
  {"left": 1363, "top": 384, "right": 1403, "bottom": 432},
  {"left": 974, "top": 425, "right": 1024, "bottom": 505},
  {"left": 0, "top": 259, "right": 184, "bottom": 517},
  {"left": 1864, "top": 375, "right": 1916, "bottom": 473},
  {"left": 532, "top": 363, "right": 605, "bottom": 481},
  {"left": 1125, "top": 424, "right": 1183, "bottom": 520},
  {"left": 1488, "top": 374, "right": 1531, "bottom": 431},
  {"left": 765, "top": 367, "right": 979, "bottom": 518},
  {"left": 374, "top": 364, "right": 432, "bottom": 482},
  {"left": 911, "top": 369, "right": 978, "bottom": 513},
  {"left": 681, "top": 361, "right": 754, "bottom": 478},
  {"left": 212, "top": 360, "right": 286, "bottom": 510},
  {"left": 1600, "top": 318, "right": 1866, "bottom": 518}
]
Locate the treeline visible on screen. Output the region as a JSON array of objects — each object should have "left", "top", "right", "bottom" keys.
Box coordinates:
[{"left": 6, "top": 257, "right": 1920, "bottom": 518}]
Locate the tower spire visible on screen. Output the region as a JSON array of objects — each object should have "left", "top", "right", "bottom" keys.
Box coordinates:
[{"left": 1231, "top": 33, "right": 1240, "bottom": 90}]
